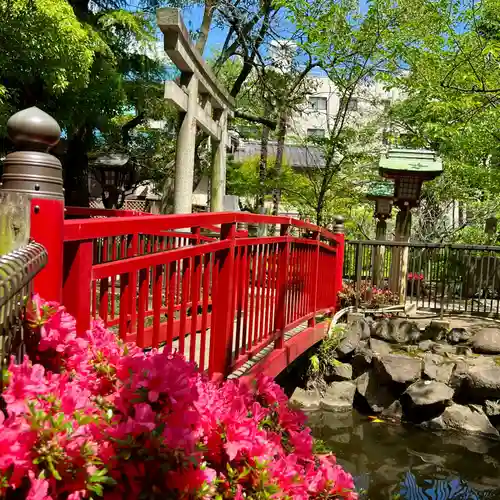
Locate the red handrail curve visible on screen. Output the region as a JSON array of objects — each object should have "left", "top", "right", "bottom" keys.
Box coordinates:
[{"left": 59, "top": 211, "right": 344, "bottom": 380}]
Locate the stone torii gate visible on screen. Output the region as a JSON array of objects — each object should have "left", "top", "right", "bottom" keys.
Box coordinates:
[{"left": 157, "top": 8, "right": 235, "bottom": 214}]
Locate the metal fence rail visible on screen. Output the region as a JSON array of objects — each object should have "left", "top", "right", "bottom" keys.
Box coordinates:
[
  {"left": 0, "top": 242, "right": 47, "bottom": 386},
  {"left": 344, "top": 240, "right": 500, "bottom": 317}
]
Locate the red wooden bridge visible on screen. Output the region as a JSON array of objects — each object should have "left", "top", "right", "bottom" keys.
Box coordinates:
[
  {"left": 1, "top": 107, "right": 345, "bottom": 382},
  {"left": 31, "top": 208, "right": 345, "bottom": 381}
]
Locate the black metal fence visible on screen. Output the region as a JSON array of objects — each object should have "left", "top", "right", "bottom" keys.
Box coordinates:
[
  {"left": 0, "top": 242, "right": 47, "bottom": 387},
  {"left": 343, "top": 240, "right": 500, "bottom": 316}
]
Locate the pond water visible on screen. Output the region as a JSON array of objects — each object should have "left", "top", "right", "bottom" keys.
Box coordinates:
[{"left": 309, "top": 411, "right": 500, "bottom": 499}]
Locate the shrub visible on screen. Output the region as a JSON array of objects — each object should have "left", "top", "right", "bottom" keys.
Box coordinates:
[
  {"left": 338, "top": 281, "right": 397, "bottom": 309},
  {"left": 0, "top": 295, "right": 357, "bottom": 499}
]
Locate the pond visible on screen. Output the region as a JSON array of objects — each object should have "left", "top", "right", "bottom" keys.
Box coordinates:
[{"left": 309, "top": 411, "right": 500, "bottom": 499}]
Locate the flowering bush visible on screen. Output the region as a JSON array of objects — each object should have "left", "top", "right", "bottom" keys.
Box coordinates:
[
  {"left": 0, "top": 295, "right": 357, "bottom": 499},
  {"left": 339, "top": 281, "right": 397, "bottom": 309},
  {"left": 407, "top": 273, "right": 424, "bottom": 281}
]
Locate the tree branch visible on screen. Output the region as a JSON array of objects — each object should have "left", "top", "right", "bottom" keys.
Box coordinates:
[{"left": 234, "top": 110, "right": 277, "bottom": 130}]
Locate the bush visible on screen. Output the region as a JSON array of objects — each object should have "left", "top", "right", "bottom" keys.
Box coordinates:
[
  {"left": 338, "top": 281, "right": 398, "bottom": 309},
  {"left": 0, "top": 295, "right": 357, "bottom": 499}
]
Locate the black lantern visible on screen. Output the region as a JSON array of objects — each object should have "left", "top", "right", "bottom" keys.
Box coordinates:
[{"left": 91, "top": 154, "right": 135, "bottom": 209}]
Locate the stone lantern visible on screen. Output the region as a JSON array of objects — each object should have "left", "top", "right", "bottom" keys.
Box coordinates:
[{"left": 379, "top": 148, "right": 443, "bottom": 301}]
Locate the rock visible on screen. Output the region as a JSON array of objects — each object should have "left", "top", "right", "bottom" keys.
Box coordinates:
[
  {"left": 328, "top": 361, "right": 352, "bottom": 381},
  {"left": 465, "top": 363, "right": 500, "bottom": 399},
  {"left": 425, "top": 404, "right": 499, "bottom": 438},
  {"left": 423, "top": 354, "right": 454, "bottom": 384},
  {"left": 404, "top": 380, "right": 454, "bottom": 406},
  {"left": 485, "top": 400, "right": 500, "bottom": 417},
  {"left": 369, "top": 338, "right": 392, "bottom": 356},
  {"left": 472, "top": 327, "right": 500, "bottom": 354},
  {"left": 372, "top": 318, "right": 421, "bottom": 344},
  {"left": 449, "top": 359, "right": 470, "bottom": 391},
  {"left": 418, "top": 340, "right": 434, "bottom": 352},
  {"left": 357, "top": 318, "right": 372, "bottom": 340},
  {"left": 290, "top": 388, "right": 320, "bottom": 410},
  {"left": 356, "top": 371, "right": 395, "bottom": 413},
  {"left": 455, "top": 346, "right": 472, "bottom": 356},
  {"left": 448, "top": 327, "right": 472, "bottom": 344},
  {"left": 372, "top": 318, "right": 391, "bottom": 342},
  {"left": 420, "top": 320, "right": 449, "bottom": 342},
  {"left": 337, "top": 326, "right": 361, "bottom": 357},
  {"left": 375, "top": 354, "right": 423, "bottom": 385},
  {"left": 321, "top": 410, "right": 354, "bottom": 431},
  {"left": 381, "top": 400, "right": 403, "bottom": 421},
  {"left": 351, "top": 346, "right": 373, "bottom": 378},
  {"left": 431, "top": 343, "right": 456, "bottom": 356},
  {"left": 320, "top": 381, "right": 356, "bottom": 411}
]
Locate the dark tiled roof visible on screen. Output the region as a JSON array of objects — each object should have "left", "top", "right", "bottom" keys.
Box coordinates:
[{"left": 232, "top": 141, "right": 324, "bottom": 169}]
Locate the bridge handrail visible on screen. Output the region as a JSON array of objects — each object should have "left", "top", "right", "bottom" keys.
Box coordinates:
[{"left": 60, "top": 211, "right": 344, "bottom": 379}]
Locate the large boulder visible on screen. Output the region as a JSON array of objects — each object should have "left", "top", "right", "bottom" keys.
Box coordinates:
[
  {"left": 327, "top": 361, "right": 352, "bottom": 381},
  {"left": 449, "top": 359, "right": 470, "bottom": 391},
  {"left": 404, "top": 380, "right": 454, "bottom": 407},
  {"left": 320, "top": 381, "right": 356, "bottom": 411},
  {"left": 290, "top": 388, "right": 320, "bottom": 410},
  {"left": 336, "top": 326, "right": 361, "bottom": 357},
  {"left": 472, "top": 327, "right": 500, "bottom": 354},
  {"left": 447, "top": 327, "right": 472, "bottom": 345},
  {"left": 356, "top": 371, "right": 395, "bottom": 413},
  {"left": 351, "top": 345, "right": 373, "bottom": 378},
  {"left": 424, "top": 404, "right": 499, "bottom": 438},
  {"left": 374, "top": 354, "right": 423, "bottom": 385},
  {"left": 372, "top": 318, "right": 420, "bottom": 344},
  {"left": 423, "top": 354, "right": 454, "bottom": 384},
  {"left": 369, "top": 337, "right": 392, "bottom": 356},
  {"left": 465, "top": 363, "right": 500, "bottom": 399}
]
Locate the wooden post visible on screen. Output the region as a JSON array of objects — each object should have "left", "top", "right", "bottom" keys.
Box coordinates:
[
  {"left": 210, "top": 222, "right": 236, "bottom": 380},
  {"left": 63, "top": 240, "right": 93, "bottom": 334},
  {"left": 0, "top": 107, "right": 64, "bottom": 302},
  {"left": 308, "top": 230, "right": 320, "bottom": 327},
  {"left": 332, "top": 216, "right": 345, "bottom": 310},
  {"left": 274, "top": 224, "right": 290, "bottom": 349},
  {"left": 390, "top": 206, "right": 411, "bottom": 303}
]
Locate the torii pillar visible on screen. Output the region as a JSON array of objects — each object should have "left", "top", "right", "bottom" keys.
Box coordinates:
[{"left": 157, "top": 8, "right": 235, "bottom": 213}]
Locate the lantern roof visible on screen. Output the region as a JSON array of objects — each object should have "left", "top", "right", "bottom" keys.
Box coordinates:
[
  {"left": 90, "top": 153, "right": 130, "bottom": 168},
  {"left": 366, "top": 180, "right": 395, "bottom": 200},
  {"left": 379, "top": 148, "right": 442, "bottom": 180}
]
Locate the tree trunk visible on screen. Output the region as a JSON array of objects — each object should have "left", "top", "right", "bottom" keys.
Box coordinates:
[
  {"left": 195, "top": 0, "right": 214, "bottom": 55},
  {"left": 64, "top": 129, "right": 90, "bottom": 207},
  {"left": 272, "top": 110, "right": 287, "bottom": 217},
  {"left": 257, "top": 123, "right": 269, "bottom": 212}
]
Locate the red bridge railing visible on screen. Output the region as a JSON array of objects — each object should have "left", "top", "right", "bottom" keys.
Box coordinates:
[
  {"left": 55, "top": 211, "right": 345, "bottom": 379},
  {"left": 0, "top": 107, "right": 345, "bottom": 380}
]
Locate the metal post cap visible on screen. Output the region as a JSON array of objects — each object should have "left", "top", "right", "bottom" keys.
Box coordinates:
[
  {"left": 333, "top": 215, "right": 345, "bottom": 234},
  {"left": 7, "top": 107, "right": 61, "bottom": 151}
]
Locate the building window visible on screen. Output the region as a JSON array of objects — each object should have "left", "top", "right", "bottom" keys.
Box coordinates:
[
  {"left": 308, "top": 97, "right": 327, "bottom": 111},
  {"left": 307, "top": 128, "right": 325, "bottom": 138}
]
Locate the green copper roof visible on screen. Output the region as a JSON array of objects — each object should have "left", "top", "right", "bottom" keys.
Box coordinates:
[
  {"left": 366, "top": 180, "right": 394, "bottom": 199},
  {"left": 379, "top": 149, "right": 443, "bottom": 179}
]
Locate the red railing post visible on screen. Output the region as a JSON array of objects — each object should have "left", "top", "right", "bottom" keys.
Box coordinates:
[
  {"left": 274, "top": 224, "right": 290, "bottom": 349},
  {"left": 308, "top": 230, "right": 320, "bottom": 327},
  {"left": 332, "top": 216, "right": 345, "bottom": 309},
  {"left": 63, "top": 240, "right": 93, "bottom": 334},
  {"left": 127, "top": 233, "right": 139, "bottom": 331},
  {"left": 210, "top": 222, "right": 236, "bottom": 380},
  {"left": 0, "top": 107, "right": 65, "bottom": 303}
]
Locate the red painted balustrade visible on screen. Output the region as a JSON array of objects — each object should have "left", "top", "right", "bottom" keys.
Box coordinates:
[{"left": 36, "top": 209, "right": 344, "bottom": 379}]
